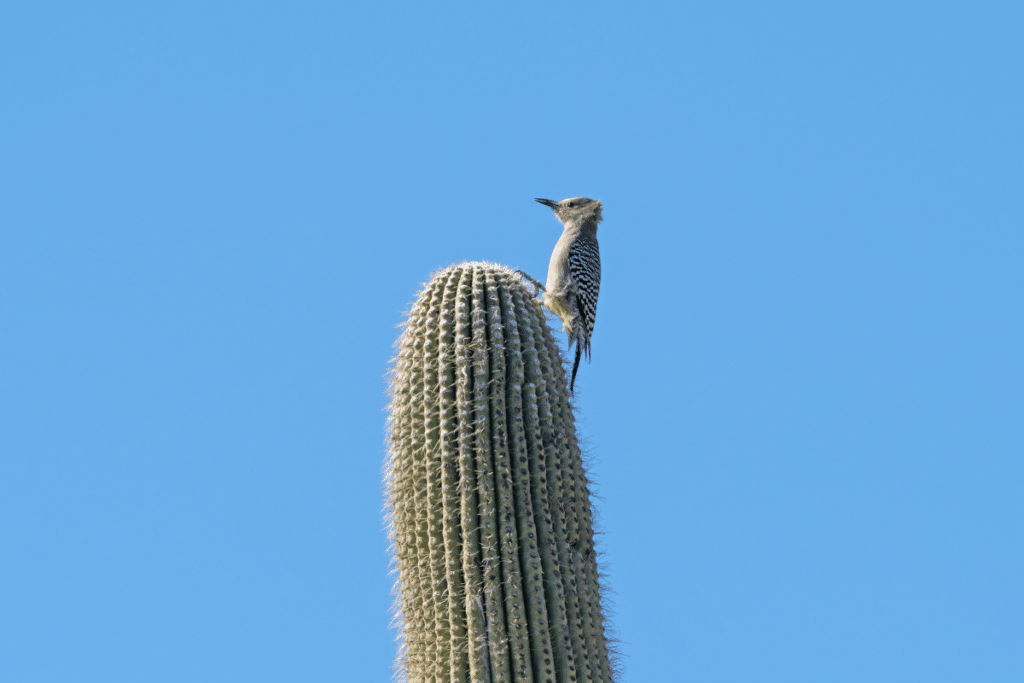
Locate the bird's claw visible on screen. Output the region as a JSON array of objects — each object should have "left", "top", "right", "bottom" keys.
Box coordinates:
[{"left": 513, "top": 270, "right": 546, "bottom": 297}]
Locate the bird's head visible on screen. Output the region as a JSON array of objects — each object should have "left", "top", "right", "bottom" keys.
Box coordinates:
[{"left": 535, "top": 197, "right": 603, "bottom": 227}]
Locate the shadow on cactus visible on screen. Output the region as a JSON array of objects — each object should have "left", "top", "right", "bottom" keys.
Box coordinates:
[{"left": 384, "top": 262, "right": 618, "bottom": 683}]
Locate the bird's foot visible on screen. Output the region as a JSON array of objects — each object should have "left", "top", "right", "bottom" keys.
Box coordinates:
[{"left": 512, "top": 270, "right": 546, "bottom": 297}]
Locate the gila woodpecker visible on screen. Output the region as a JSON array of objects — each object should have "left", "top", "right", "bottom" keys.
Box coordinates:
[{"left": 535, "top": 196, "right": 602, "bottom": 394}]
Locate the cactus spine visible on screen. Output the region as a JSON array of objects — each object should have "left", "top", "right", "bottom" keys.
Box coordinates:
[{"left": 386, "top": 262, "right": 615, "bottom": 683}]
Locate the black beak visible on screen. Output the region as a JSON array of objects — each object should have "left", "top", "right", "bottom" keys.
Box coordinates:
[{"left": 535, "top": 198, "right": 558, "bottom": 209}]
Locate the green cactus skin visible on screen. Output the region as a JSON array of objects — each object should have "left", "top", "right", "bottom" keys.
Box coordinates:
[{"left": 386, "top": 262, "right": 616, "bottom": 683}]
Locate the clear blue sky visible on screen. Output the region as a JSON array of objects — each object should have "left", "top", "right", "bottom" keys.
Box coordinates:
[{"left": 2, "top": 2, "right": 1021, "bottom": 681}]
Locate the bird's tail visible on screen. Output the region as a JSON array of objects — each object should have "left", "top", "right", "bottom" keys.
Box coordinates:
[{"left": 570, "top": 339, "right": 582, "bottom": 394}]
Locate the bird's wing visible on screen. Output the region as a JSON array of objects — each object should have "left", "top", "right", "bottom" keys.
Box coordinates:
[{"left": 567, "top": 237, "right": 600, "bottom": 360}]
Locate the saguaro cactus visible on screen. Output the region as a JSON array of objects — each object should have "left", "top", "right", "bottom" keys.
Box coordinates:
[{"left": 385, "top": 262, "right": 615, "bottom": 683}]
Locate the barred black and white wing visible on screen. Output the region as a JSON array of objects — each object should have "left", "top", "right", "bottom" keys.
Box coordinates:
[{"left": 567, "top": 235, "right": 601, "bottom": 362}]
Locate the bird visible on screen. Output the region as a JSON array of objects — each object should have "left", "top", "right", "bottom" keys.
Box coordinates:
[{"left": 535, "top": 196, "right": 602, "bottom": 394}]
